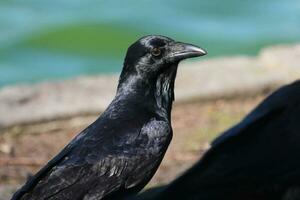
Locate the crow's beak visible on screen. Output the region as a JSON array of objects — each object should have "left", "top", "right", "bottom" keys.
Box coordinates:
[{"left": 169, "top": 42, "right": 207, "bottom": 62}]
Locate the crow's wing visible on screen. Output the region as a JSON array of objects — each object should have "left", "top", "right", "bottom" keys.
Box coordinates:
[
  {"left": 10, "top": 126, "right": 89, "bottom": 200},
  {"left": 11, "top": 147, "right": 73, "bottom": 200},
  {"left": 12, "top": 124, "right": 127, "bottom": 200},
  {"left": 19, "top": 155, "right": 130, "bottom": 200},
  {"left": 13, "top": 118, "right": 170, "bottom": 200}
]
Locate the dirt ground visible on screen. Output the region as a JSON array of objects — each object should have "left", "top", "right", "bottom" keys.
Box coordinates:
[{"left": 0, "top": 95, "right": 265, "bottom": 199}]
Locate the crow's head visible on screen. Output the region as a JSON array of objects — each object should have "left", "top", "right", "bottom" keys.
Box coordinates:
[
  {"left": 118, "top": 35, "right": 206, "bottom": 115},
  {"left": 122, "top": 35, "right": 206, "bottom": 77}
]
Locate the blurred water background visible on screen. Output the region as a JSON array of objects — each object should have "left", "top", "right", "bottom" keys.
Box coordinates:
[{"left": 0, "top": 0, "right": 299, "bottom": 87}]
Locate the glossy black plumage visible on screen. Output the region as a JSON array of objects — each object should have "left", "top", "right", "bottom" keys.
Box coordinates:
[
  {"left": 130, "top": 80, "right": 300, "bottom": 200},
  {"left": 11, "top": 35, "right": 206, "bottom": 200}
]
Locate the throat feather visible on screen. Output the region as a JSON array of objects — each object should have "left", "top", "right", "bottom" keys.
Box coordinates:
[{"left": 155, "top": 66, "right": 178, "bottom": 117}]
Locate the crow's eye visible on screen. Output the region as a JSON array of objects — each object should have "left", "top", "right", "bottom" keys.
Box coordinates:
[{"left": 151, "top": 48, "right": 161, "bottom": 57}]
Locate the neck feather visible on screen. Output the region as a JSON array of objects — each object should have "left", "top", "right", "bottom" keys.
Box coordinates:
[{"left": 116, "top": 65, "right": 178, "bottom": 119}]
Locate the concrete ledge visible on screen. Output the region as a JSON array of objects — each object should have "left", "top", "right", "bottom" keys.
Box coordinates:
[{"left": 1, "top": 43, "right": 300, "bottom": 129}]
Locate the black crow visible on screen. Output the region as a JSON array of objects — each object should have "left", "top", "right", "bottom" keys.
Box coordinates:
[
  {"left": 130, "top": 80, "right": 300, "bottom": 200},
  {"left": 11, "top": 35, "right": 206, "bottom": 200}
]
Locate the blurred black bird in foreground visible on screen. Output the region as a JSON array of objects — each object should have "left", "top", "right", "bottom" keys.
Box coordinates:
[
  {"left": 130, "top": 80, "right": 300, "bottom": 200},
  {"left": 11, "top": 35, "right": 206, "bottom": 200}
]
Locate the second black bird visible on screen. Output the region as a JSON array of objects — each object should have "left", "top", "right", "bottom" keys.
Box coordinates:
[{"left": 11, "top": 35, "right": 206, "bottom": 200}]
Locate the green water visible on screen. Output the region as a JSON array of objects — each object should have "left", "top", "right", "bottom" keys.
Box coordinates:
[{"left": 0, "top": 0, "right": 299, "bottom": 86}]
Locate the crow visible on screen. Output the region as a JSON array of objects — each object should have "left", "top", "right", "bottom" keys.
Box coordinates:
[
  {"left": 129, "top": 80, "right": 300, "bottom": 200},
  {"left": 11, "top": 35, "right": 206, "bottom": 200}
]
